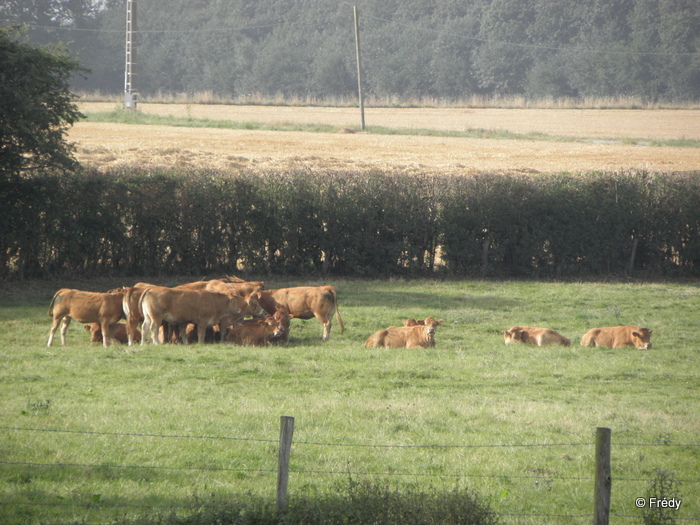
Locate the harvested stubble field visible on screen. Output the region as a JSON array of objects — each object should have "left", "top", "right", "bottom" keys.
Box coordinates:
[{"left": 72, "top": 103, "right": 700, "bottom": 174}]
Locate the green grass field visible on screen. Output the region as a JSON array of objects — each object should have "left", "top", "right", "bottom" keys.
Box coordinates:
[{"left": 1, "top": 277, "right": 698, "bottom": 524}]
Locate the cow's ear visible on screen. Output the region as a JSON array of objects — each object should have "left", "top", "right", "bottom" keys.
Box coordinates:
[
  {"left": 632, "top": 331, "right": 640, "bottom": 338},
  {"left": 437, "top": 319, "right": 444, "bottom": 325}
]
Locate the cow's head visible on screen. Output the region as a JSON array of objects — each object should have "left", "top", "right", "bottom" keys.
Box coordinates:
[
  {"left": 403, "top": 318, "right": 420, "bottom": 327},
  {"left": 246, "top": 291, "right": 266, "bottom": 317},
  {"left": 263, "top": 315, "right": 287, "bottom": 339},
  {"left": 422, "top": 317, "right": 444, "bottom": 335},
  {"left": 84, "top": 323, "right": 102, "bottom": 342},
  {"left": 631, "top": 328, "right": 653, "bottom": 349},
  {"left": 502, "top": 327, "right": 525, "bottom": 344}
]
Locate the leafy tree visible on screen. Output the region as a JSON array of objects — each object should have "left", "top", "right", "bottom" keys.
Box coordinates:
[
  {"left": 472, "top": 0, "right": 536, "bottom": 94},
  {"left": 0, "top": 27, "right": 85, "bottom": 179}
]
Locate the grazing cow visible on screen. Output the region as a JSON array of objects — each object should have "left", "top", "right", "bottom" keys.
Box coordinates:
[
  {"left": 365, "top": 317, "right": 444, "bottom": 349},
  {"left": 139, "top": 287, "right": 242, "bottom": 345},
  {"left": 225, "top": 315, "right": 287, "bottom": 346},
  {"left": 84, "top": 322, "right": 139, "bottom": 345},
  {"left": 502, "top": 326, "right": 570, "bottom": 346},
  {"left": 580, "top": 326, "right": 653, "bottom": 349},
  {"left": 259, "top": 286, "right": 344, "bottom": 340},
  {"left": 47, "top": 289, "right": 125, "bottom": 347}
]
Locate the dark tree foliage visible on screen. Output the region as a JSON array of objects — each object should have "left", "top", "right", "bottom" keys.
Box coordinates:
[
  {"left": 5, "top": 0, "right": 699, "bottom": 101},
  {"left": 0, "top": 27, "right": 85, "bottom": 179}
]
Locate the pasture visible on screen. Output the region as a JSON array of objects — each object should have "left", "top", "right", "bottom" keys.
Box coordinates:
[{"left": 1, "top": 278, "right": 698, "bottom": 524}]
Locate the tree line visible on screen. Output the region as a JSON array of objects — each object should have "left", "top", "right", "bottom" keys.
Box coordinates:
[{"left": 3, "top": 0, "right": 700, "bottom": 103}]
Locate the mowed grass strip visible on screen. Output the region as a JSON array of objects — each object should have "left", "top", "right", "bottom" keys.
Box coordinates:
[
  {"left": 0, "top": 278, "right": 698, "bottom": 524},
  {"left": 83, "top": 109, "right": 700, "bottom": 148}
]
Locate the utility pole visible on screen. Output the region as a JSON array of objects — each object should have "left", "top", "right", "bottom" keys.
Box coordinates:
[
  {"left": 124, "top": 0, "right": 137, "bottom": 109},
  {"left": 353, "top": 6, "right": 365, "bottom": 130}
]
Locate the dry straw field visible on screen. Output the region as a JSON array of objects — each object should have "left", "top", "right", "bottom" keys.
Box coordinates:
[{"left": 72, "top": 103, "right": 700, "bottom": 174}]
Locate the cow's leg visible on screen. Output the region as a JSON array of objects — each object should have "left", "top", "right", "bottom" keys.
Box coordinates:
[
  {"left": 197, "top": 322, "right": 207, "bottom": 344},
  {"left": 126, "top": 318, "right": 138, "bottom": 346},
  {"left": 48, "top": 316, "right": 62, "bottom": 346},
  {"left": 100, "top": 321, "right": 113, "bottom": 347},
  {"left": 180, "top": 322, "right": 190, "bottom": 344},
  {"left": 316, "top": 313, "right": 331, "bottom": 340},
  {"left": 140, "top": 316, "right": 150, "bottom": 345},
  {"left": 60, "top": 317, "right": 71, "bottom": 346}
]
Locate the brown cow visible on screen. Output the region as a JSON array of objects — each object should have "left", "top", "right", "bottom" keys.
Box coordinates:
[
  {"left": 122, "top": 284, "right": 155, "bottom": 346},
  {"left": 580, "top": 326, "right": 653, "bottom": 349},
  {"left": 502, "top": 326, "right": 570, "bottom": 346},
  {"left": 225, "top": 315, "right": 288, "bottom": 346},
  {"left": 84, "top": 322, "right": 139, "bottom": 344},
  {"left": 366, "top": 317, "right": 444, "bottom": 349},
  {"left": 139, "top": 287, "right": 242, "bottom": 345},
  {"left": 259, "top": 286, "right": 344, "bottom": 340},
  {"left": 204, "top": 279, "right": 264, "bottom": 299},
  {"left": 48, "top": 289, "right": 124, "bottom": 347}
]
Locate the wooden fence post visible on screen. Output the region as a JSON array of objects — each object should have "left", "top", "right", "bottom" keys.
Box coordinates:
[
  {"left": 593, "top": 427, "right": 612, "bottom": 525},
  {"left": 277, "top": 415, "right": 295, "bottom": 513}
]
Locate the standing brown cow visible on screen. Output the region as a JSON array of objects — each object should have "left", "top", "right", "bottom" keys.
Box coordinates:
[
  {"left": 48, "top": 289, "right": 125, "bottom": 347},
  {"left": 580, "top": 326, "right": 653, "bottom": 349},
  {"left": 258, "top": 285, "right": 344, "bottom": 340},
  {"left": 122, "top": 283, "right": 154, "bottom": 346},
  {"left": 139, "top": 287, "right": 242, "bottom": 345}
]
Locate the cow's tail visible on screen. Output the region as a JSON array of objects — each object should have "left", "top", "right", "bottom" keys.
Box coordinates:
[
  {"left": 331, "top": 287, "right": 345, "bottom": 334},
  {"left": 122, "top": 288, "right": 132, "bottom": 320},
  {"left": 138, "top": 288, "right": 150, "bottom": 316},
  {"left": 47, "top": 290, "right": 62, "bottom": 317}
]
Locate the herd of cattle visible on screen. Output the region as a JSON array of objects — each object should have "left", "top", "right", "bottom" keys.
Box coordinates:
[{"left": 46, "top": 276, "right": 654, "bottom": 350}]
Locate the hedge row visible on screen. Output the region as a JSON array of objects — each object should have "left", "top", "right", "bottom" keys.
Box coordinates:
[{"left": 1, "top": 168, "right": 699, "bottom": 279}]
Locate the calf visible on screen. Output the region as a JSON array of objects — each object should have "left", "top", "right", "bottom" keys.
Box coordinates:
[
  {"left": 581, "top": 326, "right": 653, "bottom": 349},
  {"left": 226, "top": 316, "right": 286, "bottom": 346},
  {"left": 140, "top": 286, "right": 242, "bottom": 345},
  {"left": 48, "top": 288, "right": 124, "bottom": 347},
  {"left": 366, "top": 317, "right": 444, "bottom": 349},
  {"left": 259, "top": 285, "right": 344, "bottom": 340},
  {"left": 84, "top": 322, "right": 139, "bottom": 344},
  {"left": 122, "top": 284, "right": 154, "bottom": 346},
  {"left": 502, "top": 326, "right": 570, "bottom": 346}
]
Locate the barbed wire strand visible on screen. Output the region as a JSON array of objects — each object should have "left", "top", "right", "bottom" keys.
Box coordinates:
[{"left": 4, "top": 426, "right": 697, "bottom": 449}]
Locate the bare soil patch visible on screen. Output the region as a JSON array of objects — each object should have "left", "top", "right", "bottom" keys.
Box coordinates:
[{"left": 71, "top": 104, "right": 700, "bottom": 174}]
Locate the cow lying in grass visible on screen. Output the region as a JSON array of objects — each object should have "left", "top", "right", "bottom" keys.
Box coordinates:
[
  {"left": 580, "top": 326, "right": 653, "bottom": 349},
  {"left": 365, "top": 317, "right": 444, "bottom": 348},
  {"left": 502, "top": 326, "right": 570, "bottom": 346},
  {"left": 84, "top": 322, "right": 138, "bottom": 344},
  {"left": 225, "top": 314, "right": 290, "bottom": 346}
]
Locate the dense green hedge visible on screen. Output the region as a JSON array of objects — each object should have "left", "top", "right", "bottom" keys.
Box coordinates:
[{"left": 1, "top": 168, "right": 698, "bottom": 279}]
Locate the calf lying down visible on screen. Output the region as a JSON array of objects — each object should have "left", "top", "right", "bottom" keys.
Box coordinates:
[
  {"left": 502, "top": 326, "right": 570, "bottom": 346},
  {"left": 84, "top": 322, "right": 139, "bottom": 344},
  {"left": 365, "top": 317, "right": 444, "bottom": 349},
  {"left": 580, "top": 325, "right": 653, "bottom": 349}
]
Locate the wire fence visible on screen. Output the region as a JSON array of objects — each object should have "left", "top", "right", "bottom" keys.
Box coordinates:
[{"left": 1, "top": 423, "right": 698, "bottom": 523}]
